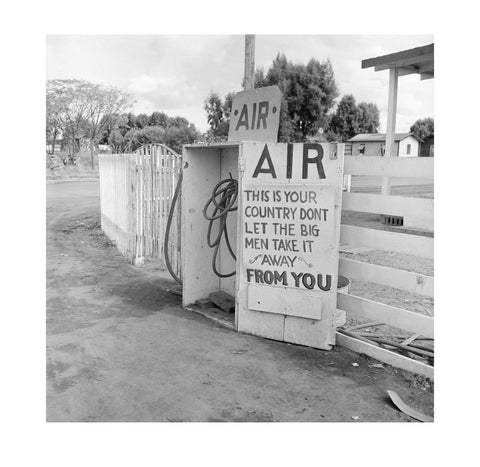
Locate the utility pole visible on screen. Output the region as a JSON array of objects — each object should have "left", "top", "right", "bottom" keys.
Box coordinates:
[{"left": 244, "top": 35, "right": 255, "bottom": 91}]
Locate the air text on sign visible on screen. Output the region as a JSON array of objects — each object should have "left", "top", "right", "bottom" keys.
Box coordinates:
[
  {"left": 251, "top": 143, "right": 326, "bottom": 180},
  {"left": 228, "top": 86, "right": 282, "bottom": 142}
]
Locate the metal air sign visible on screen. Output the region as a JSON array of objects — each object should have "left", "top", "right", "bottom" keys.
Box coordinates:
[
  {"left": 236, "top": 142, "right": 345, "bottom": 350},
  {"left": 228, "top": 85, "right": 281, "bottom": 142}
]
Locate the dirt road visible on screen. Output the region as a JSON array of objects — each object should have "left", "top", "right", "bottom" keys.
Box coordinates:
[{"left": 46, "top": 180, "right": 433, "bottom": 422}]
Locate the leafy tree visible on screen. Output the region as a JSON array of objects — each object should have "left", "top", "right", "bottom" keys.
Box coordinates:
[
  {"left": 357, "top": 102, "right": 380, "bottom": 133},
  {"left": 410, "top": 117, "right": 434, "bottom": 140},
  {"left": 163, "top": 124, "right": 200, "bottom": 154},
  {"left": 168, "top": 115, "right": 190, "bottom": 129},
  {"left": 329, "top": 94, "right": 361, "bottom": 142},
  {"left": 105, "top": 115, "right": 201, "bottom": 154},
  {"left": 204, "top": 51, "right": 340, "bottom": 143},
  {"left": 122, "top": 129, "right": 137, "bottom": 153},
  {"left": 135, "top": 113, "right": 150, "bottom": 129},
  {"left": 204, "top": 92, "right": 224, "bottom": 131},
  {"left": 47, "top": 79, "right": 200, "bottom": 156},
  {"left": 324, "top": 128, "right": 342, "bottom": 143},
  {"left": 202, "top": 91, "right": 236, "bottom": 141},
  {"left": 222, "top": 92, "right": 235, "bottom": 120},
  {"left": 108, "top": 129, "right": 126, "bottom": 153},
  {"left": 213, "top": 120, "right": 230, "bottom": 138},
  {"left": 255, "top": 53, "right": 339, "bottom": 141},
  {"left": 133, "top": 126, "right": 166, "bottom": 149},
  {"left": 328, "top": 96, "right": 380, "bottom": 141},
  {"left": 149, "top": 111, "right": 168, "bottom": 128}
]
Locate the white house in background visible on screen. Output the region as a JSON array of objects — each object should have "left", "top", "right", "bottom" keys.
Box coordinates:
[{"left": 347, "top": 133, "right": 422, "bottom": 157}]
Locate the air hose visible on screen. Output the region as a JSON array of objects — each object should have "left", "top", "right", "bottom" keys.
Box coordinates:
[
  {"left": 164, "top": 171, "right": 183, "bottom": 285},
  {"left": 163, "top": 171, "right": 239, "bottom": 285},
  {"left": 202, "top": 175, "right": 239, "bottom": 278}
]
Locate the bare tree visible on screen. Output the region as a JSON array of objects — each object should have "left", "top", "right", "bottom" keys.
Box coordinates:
[
  {"left": 46, "top": 82, "right": 67, "bottom": 155},
  {"left": 83, "top": 84, "right": 133, "bottom": 168},
  {"left": 46, "top": 79, "right": 133, "bottom": 167}
]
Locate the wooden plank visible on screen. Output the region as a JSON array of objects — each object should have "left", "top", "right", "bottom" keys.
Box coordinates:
[
  {"left": 339, "top": 257, "right": 434, "bottom": 297},
  {"left": 181, "top": 146, "right": 222, "bottom": 306},
  {"left": 339, "top": 245, "right": 374, "bottom": 254},
  {"left": 340, "top": 225, "right": 434, "bottom": 258},
  {"left": 337, "top": 292, "right": 434, "bottom": 338},
  {"left": 402, "top": 333, "right": 421, "bottom": 346},
  {"left": 344, "top": 156, "right": 434, "bottom": 179},
  {"left": 195, "top": 298, "right": 214, "bottom": 309},
  {"left": 392, "top": 62, "right": 433, "bottom": 74},
  {"left": 237, "top": 308, "right": 285, "bottom": 341},
  {"left": 284, "top": 315, "right": 334, "bottom": 350},
  {"left": 362, "top": 44, "right": 434, "bottom": 69},
  {"left": 384, "top": 67, "right": 398, "bottom": 185},
  {"left": 398, "top": 66, "right": 418, "bottom": 77},
  {"left": 387, "top": 390, "right": 433, "bottom": 422},
  {"left": 209, "top": 290, "right": 235, "bottom": 314},
  {"left": 236, "top": 142, "right": 344, "bottom": 351},
  {"left": 248, "top": 284, "right": 322, "bottom": 320},
  {"left": 373, "top": 52, "right": 434, "bottom": 71},
  {"left": 394, "top": 62, "right": 435, "bottom": 78},
  {"left": 342, "top": 192, "right": 433, "bottom": 221},
  {"left": 419, "top": 62, "right": 434, "bottom": 73},
  {"left": 336, "top": 332, "right": 434, "bottom": 379}
]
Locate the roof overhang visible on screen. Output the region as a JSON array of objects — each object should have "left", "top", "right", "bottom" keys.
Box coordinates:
[{"left": 362, "top": 43, "right": 434, "bottom": 80}]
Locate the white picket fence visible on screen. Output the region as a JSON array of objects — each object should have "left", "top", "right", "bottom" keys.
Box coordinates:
[{"left": 98, "top": 144, "right": 182, "bottom": 277}]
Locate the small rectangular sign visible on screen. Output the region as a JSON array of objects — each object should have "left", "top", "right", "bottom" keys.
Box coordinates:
[
  {"left": 248, "top": 284, "right": 322, "bottom": 320},
  {"left": 228, "top": 86, "right": 281, "bottom": 143}
]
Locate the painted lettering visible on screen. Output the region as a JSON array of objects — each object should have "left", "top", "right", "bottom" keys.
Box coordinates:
[
  {"left": 302, "top": 143, "right": 326, "bottom": 179},
  {"left": 252, "top": 144, "right": 277, "bottom": 178},
  {"left": 256, "top": 101, "right": 269, "bottom": 129},
  {"left": 245, "top": 268, "right": 288, "bottom": 286},
  {"left": 235, "top": 104, "right": 249, "bottom": 131}
]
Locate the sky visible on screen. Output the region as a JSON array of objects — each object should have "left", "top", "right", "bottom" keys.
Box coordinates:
[{"left": 46, "top": 35, "right": 434, "bottom": 133}]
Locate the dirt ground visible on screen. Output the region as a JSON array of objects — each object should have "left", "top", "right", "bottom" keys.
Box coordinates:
[{"left": 46, "top": 180, "right": 433, "bottom": 422}]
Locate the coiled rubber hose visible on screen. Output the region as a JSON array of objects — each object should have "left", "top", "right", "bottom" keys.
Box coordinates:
[
  {"left": 202, "top": 175, "right": 238, "bottom": 278},
  {"left": 164, "top": 172, "right": 239, "bottom": 284}
]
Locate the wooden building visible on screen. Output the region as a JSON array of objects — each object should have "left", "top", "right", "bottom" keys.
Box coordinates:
[{"left": 347, "top": 132, "right": 422, "bottom": 157}]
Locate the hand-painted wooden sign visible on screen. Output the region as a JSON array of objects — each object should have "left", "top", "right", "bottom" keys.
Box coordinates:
[
  {"left": 242, "top": 184, "right": 335, "bottom": 292},
  {"left": 228, "top": 86, "right": 281, "bottom": 143},
  {"left": 236, "top": 142, "right": 345, "bottom": 350}
]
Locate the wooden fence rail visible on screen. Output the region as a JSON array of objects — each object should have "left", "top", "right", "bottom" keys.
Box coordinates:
[
  {"left": 337, "top": 154, "right": 434, "bottom": 379},
  {"left": 98, "top": 144, "right": 182, "bottom": 278},
  {"left": 344, "top": 155, "right": 434, "bottom": 178}
]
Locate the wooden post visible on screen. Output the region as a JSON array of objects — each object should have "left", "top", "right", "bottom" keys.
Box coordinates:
[
  {"left": 244, "top": 35, "right": 255, "bottom": 91},
  {"left": 382, "top": 67, "right": 399, "bottom": 195}
]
